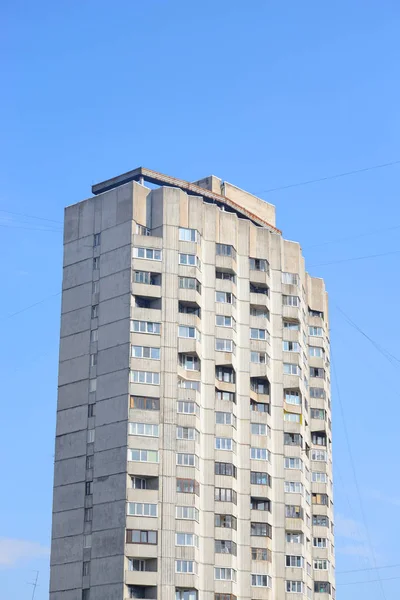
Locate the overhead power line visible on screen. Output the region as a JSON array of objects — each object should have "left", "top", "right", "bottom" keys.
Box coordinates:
[
  {"left": 338, "top": 574, "right": 400, "bottom": 586},
  {"left": 0, "top": 223, "right": 62, "bottom": 233},
  {"left": 0, "top": 209, "right": 62, "bottom": 224},
  {"left": 0, "top": 291, "right": 61, "bottom": 322},
  {"left": 260, "top": 158, "right": 400, "bottom": 194},
  {"left": 303, "top": 223, "right": 400, "bottom": 250},
  {"left": 337, "top": 563, "right": 400, "bottom": 575},
  {"left": 309, "top": 248, "right": 400, "bottom": 268}
]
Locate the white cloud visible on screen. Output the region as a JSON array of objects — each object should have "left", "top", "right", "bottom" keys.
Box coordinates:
[{"left": 0, "top": 538, "right": 49, "bottom": 567}]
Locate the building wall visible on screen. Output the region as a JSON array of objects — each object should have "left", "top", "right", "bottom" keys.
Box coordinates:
[{"left": 50, "top": 179, "right": 334, "bottom": 600}]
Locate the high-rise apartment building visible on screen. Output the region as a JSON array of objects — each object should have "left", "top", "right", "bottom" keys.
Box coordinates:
[{"left": 50, "top": 167, "right": 334, "bottom": 600}]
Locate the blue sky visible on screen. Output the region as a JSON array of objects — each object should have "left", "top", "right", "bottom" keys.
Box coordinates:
[{"left": 1, "top": 1, "right": 400, "bottom": 598}]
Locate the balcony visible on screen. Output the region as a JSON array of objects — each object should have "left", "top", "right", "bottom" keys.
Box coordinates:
[{"left": 126, "top": 584, "right": 157, "bottom": 599}]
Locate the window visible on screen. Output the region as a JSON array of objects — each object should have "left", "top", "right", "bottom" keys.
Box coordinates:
[
  {"left": 85, "top": 481, "right": 93, "bottom": 496},
  {"left": 309, "top": 308, "right": 324, "bottom": 318},
  {"left": 284, "top": 412, "right": 301, "bottom": 423},
  {"left": 312, "top": 432, "right": 327, "bottom": 446},
  {"left": 216, "top": 270, "right": 236, "bottom": 282},
  {"left": 128, "top": 449, "right": 159, "bottom": 463},
  {"left": 131, "top": 320, "right": 161, "bottom": 335},
  {"left": 82, "top": 561, "right": 90, "bottom": 576},
  {"left": 311, "top": 408, "right": 325, "bottom": 419},
  {"left": 215, "top": 437, "right": 235, "bottom": 451},
  {"left": 285, "top": 390, "right": 301, "bottom": 405},
  {"left": 92, "top": 281, "right": 99, "bottom": 295},
  {"left": 130, "top": 371, "right": 160, "bottom": 385},
  {"left": 215, "top": 540, "right": 237, "bottom": 555},
  {"left": 311, "top": 449, "right": 327, "bottom": 461},
  {"left": 179, "top": 253, "right": 200, "bottom": 268},
  {"left": 134, "top": 271, "right": 161, "bottom": 285},
  {"left": 282, "top": 272, "right": 299, "bottom": 285},
  {"left": 215, "top": 567, "right": 236, "bottom": 581},
  {"left": 91, "top": 304, "right": 98, "bottom": 318},
  {"left": 176, "top": 591, "right": 198, "bottom": 600},
  {"left": 84, "top": 508, "right": 92, "bottom": 522},
  {"left": 313, "top": 537, "right": 328, "bottom": 548},
  {"left": 179, "top": 227, "right": 198, "bottom": 242},
  {"left": 215, "top": 514, "right": 237, "bottom": 529},
  {"left": 214, "top": 595, "right": 236, "bottom": 600},
  {"left": 176, "top": 478, "right": 200, "bottom": 495},
  {"left": 89, "top": 379, "right": 96, "bottom": 393},
  {"left": 250, "top": 282, "right": 269, "bottom": 295},
  {"left": 130, "top": 395, "right": 160, "bottom": 410},
  {"left": 87, "top": 429, "right": 95, "bottom": 443},
  {"left": 284, "top": 363, "right": 301, "bottom": 375},
  {"left": 250, "top": 471, "right": 271, "bottom": 486},
  {"left": 252, "top": 547, "right": 271, "bottom": 561},
  {"left": 179, "top": 354, "right": 200, "bottom": 371},
  {"left": 216, "top": 315, "right": 234, "bottom": 328},
  {"left": 179, "top": 302, "right": 200, "bottom": 316},
  {"left": 283, "top": 295, "right": 300, "bottom": 307},
  {"left": 310, "top": 367, "right": 325, "bottom": 378},
  {"left": 216, "top": 389, "right": 235, "bottom": 402},
  {"left": 177, "top": 426, "right": 199, "bottom": 441},
  {"left": 309, "top": 346, "right": 324, "bottom": 358},
  {"left": 176, "top": 561, "right": 197, "bottom": 574},
  {"left": 215, "top": 488, "right": 237, "bottom": 503},
  {"left": 250, "top": 447, "right": 270, "bottom": 461},
  {"left": 216, "top": 243, "right": 236, "bottom": 259},
  {"left": 176, "top": 453, "right": 198, "bottom": 468},
  {"left": 128, "top": 503, "right": 157, "bottom": 517},
  {"left": 283, "top": 320, "right": 300, "bottom": 330},
  {"left": 179, "top": 379, "right": 200, "bottom": 391},
  {"left": 215, "top": 338, "right": 234, "bottom": 352},
  {"left": 83, "top": 534, "right": 92, "bottom": 548},
  {"left": 283, "top": 341, "right": 301, "bottom": 352},
  {"left": 251, "top": 574, "right": 271, "bottom": 587},
  {"left": 215, "top": 291, "right": 235, "bottom": 304},
  {"left": 88, "top": 404, "right": 95, "bottom": 418},
  {"left": 128, "top": 559, "right": 152, "bottom": 572},
  {"left": 285, "top": 505, "right": 303, "bottom": 519},
  {"left": 132, "top": 345, "right": 160, "bottom": 360},
  {"left": 312, "top": 472, "right": 328, "bottom": 483},
  {"left": 250, "top": 378, "right": 269, "bottom": 394},
  {"left": 216, "top": 412, "right": 236, "bottom": 426},
  {"left": 82, "top": 589, "right": 90, "bottom": 600},
  {"left": 126, "top": 529, "right": 157, "bottom": 544},
  {"left": 285, "top": 481, "right": 303, "bottom": 494},
  {"left": 286, "top": 581, "right": 304, "bottom": 593},
  {"left": 286, "top": 555, "right": 304, "bottom": 568},
  {"left": 250, "top": 327, "right": 268, "bottom": 340},
  {"left": 314, "top": 582, "right": 330, "bottom": 593},
  {"left": 216, "top": 366, "right": 235, "bottom": 383},
  {"left": 251, "top": 522, "right": 272, "bottom": 537},
  {"left": 313, "top": 515, "right": 329, "bottom": 527},
  {"left": 90, "top": 329, "right": 98, "bottom": 343},
  {"left": 309, "top": 326, "right": 323, "bottom": 337},
  {"left": 90, "top": 354, "right": 97, "bottom": 367},
  {"left": 86, "top": 456, "right": 93, "bottom": 470},
  {"left": 93, "top": 256, "right": 99, "bottom": 270},
  {"left": 285, "top": 457, "right": 303, "bottom": 470},
  {"left": 176, "top": 533, "right": 198, "bottom": 547},
  {"left": 250, "top": 400, "right": 270, "bottom": 413},
  {"left": 129, "top": 422, "right": 159, "bottom": 437},
  {"left": 215, "top": 462, "right": 237, "bottom": 477},
  {"left": 178, "top": 325, "right": 200, "bottom": 340},
  {"left": 131, "top": 477, "right": 147, "bottom": 489},
  {"left": 310, "top": 387, "right": 325, "bottom": 399},
  {"left": 284, "top": 433, "right": 302, "bottom": 446},
  {"left": 314, "top": 559, "right": 329, "bottom": 570},
  {"left": 250, "top": 306, "right": 270, "bottom": 319},
  {"left": 312, "top": 493, "right": 329, "bottom": 506},
  {"left": 251, "top": 498, "right": 271, "bottom": 511},
  {"left": 93, "top": 233, "right": 101, "bottom": 247},
  {"left": 250, "top": 351, "right": 269, "bottom": 364},
  {"left": 286, "top": 532, "right": 303, "bottom": 544},
  {"left": 177, "top": 401, "right": 199, "bottom": 415},
  {"left": 251, "top": 423, "right": 268, "bottom": 436},
  {"left": 176, "top": 506, "right": 199, "bottom": 521},
  {"left": 249, "top": 257, "right": 269, "bottom": 272},
  {"left": 134, "top": 247, "right": 162, "bottom": 261},
  {"left": 135, "top": 223, "right": 150, "bottom": 236}
]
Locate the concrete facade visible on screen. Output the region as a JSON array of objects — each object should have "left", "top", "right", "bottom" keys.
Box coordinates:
[{"left": 50, "top": 169, "right": 335, "bottom": 600}]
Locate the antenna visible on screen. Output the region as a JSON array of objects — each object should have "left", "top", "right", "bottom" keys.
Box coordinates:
[{"left": 27, "top": 571, "right": 39, "bottom": 600}]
